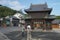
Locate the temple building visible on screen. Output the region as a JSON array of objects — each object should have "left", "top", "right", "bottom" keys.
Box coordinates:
[{"left": 25, "top": 3, "right": 55, "bottom": 30}]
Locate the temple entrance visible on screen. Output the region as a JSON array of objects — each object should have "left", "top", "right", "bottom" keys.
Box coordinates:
[
  {"left": 31, "top": 19, "right": 52, "bottom": 30},
  {"left": 33, "top": 21, "right": 44, "bottom": 29},
  {"left": 25, "top": 19, "right": 52, "bottom": 30}
]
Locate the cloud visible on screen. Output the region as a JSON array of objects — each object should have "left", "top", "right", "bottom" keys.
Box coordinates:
[
  {"left": 0, "top": 0, "right": 25, "bottom": 10},
  {"left": 0, "top": 0, "right": 7, "bottom": 5},
  {"left": 9, "top": 1, "right": 25, "bottom": 10}
]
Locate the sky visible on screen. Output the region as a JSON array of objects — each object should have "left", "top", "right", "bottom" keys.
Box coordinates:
[{"left": 0, "top": 0, "right": 60, "bottom": 16}]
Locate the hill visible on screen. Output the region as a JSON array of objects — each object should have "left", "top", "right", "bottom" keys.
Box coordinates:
[{"left": 0, "top": 5, "right": 18, "bottom": 18}]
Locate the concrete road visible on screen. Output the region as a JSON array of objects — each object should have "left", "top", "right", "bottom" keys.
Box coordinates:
[
  {"left": 31, "top": 31, "right": 60, "bottom": 40},
  {"left": 5, "top": 31, "right": 27, "bottom": 40}
]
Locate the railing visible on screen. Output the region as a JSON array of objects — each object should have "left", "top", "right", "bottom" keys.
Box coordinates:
[{"left": 45, "top": 15, "right": 56, "bottom": 19}]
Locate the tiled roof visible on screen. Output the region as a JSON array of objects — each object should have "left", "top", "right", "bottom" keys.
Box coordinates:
[
  {"left": 52, "top": 19, "right": 60, "bottom": 24},
  {"left": 25, "top": 3, "right": 52, "bottom": 11},
  {"left": 25, "top": 15, "right": 56, "bottom": 19}
]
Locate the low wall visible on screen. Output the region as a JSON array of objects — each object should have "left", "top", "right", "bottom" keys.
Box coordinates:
[{"left": 52, "top": 24, "right": 59, "bottom": 29}]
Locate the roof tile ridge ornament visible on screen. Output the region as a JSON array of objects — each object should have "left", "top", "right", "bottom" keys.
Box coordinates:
[
  {"left": 30, "top": 3, "right": 32, "bottom": 10},
  {"left": 31, "top": 3, "right": 47, "bottom": 5},
  {"left": 45, "top": 2, "right": 48, "bottom": 8}
]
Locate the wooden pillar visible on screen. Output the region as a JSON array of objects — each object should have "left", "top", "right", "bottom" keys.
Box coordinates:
[
  {"left": 31, "top": 19, "right": 34, "bottom": 29},
  {"left": 44, "top": 20, "right": 46, "bottom": 30},
  {"left": 50, "top": 21, "right": 52, "bottom": 30}
]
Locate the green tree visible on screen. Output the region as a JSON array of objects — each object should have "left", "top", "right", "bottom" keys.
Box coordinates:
[
  {"left": 0, "top": 5, "right": 17, "bottom": 17},
  {"left": 56, "top": 16, "right": 60, "bottom": 19}
]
